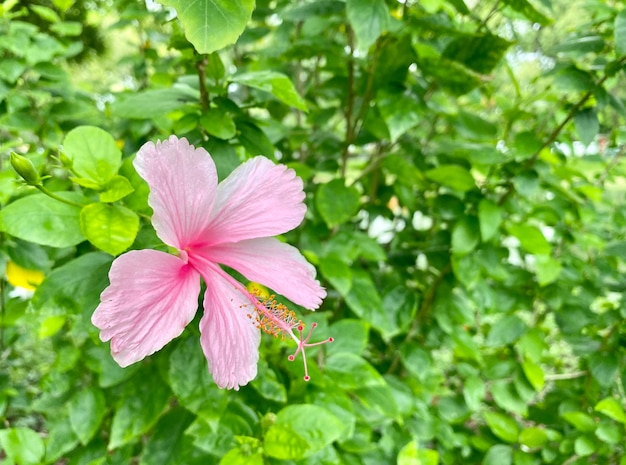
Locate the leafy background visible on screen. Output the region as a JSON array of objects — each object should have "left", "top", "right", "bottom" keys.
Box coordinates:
[{"left": 1, "top": 0, "right": 626, "bottom": 464}]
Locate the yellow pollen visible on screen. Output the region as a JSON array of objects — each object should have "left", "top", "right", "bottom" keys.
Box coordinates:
[{"left": 248, "top": 290, "right": 301, "bottom": 338}]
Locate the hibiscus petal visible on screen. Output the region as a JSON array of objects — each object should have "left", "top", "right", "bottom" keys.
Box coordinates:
[
  {"left": 207, "top": 157, "right": 306, "bottom": 244},
  {"left": 92, "top": 249, "right": 200, "bottom": 367},
  {"left": 199, "top": 266, "right": 261, "bottom": 390},
  {"left": 134, "top": 136, "right": 218, "bottom": 250},
  {"left": 200, "top": 237, "right": 326, "bottom": 310}
]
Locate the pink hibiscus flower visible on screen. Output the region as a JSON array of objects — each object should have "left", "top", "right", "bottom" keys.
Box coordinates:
[{"left": 92, "top": 136, "right": 330, "bottom": 390}]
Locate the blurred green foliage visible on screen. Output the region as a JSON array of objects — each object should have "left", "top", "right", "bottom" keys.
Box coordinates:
[{"left": 1, "top": 0, "right": 626, "bottom": 464}]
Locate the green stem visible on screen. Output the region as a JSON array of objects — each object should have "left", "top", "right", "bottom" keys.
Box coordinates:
[{"left": 35, "top": 185, "right": 85, "bottom": 208}]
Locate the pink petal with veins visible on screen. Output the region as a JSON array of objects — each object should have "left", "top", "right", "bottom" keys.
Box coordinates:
[
  {"left": 199, "top": 237, "right": 326, "bottom": 310},
  {"left": 198, "top": 266, "right": 261, "bottom": 390},
  {"left": 92, "top": 250, "right": 200, "bottom": 367},
  {"left": 134, "top": 136, "right": 218, "bottom": 250},
  {"left": 207, "top": 157, "right": 306, "bottom": 245}
]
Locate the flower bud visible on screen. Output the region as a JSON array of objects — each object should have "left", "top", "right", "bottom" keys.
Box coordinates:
[{"left": 10, "top": 152, "right": 41, "bottom": 186}]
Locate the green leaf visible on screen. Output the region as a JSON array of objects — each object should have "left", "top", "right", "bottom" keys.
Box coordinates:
[
  {"left": 38, "top": 315, "right": 66, "bottom": 338},
  {"left": 484, "top": 411, "right": 519, "bottom": 443},
  {"left": 50, "top": 20, "right": 82, "bottom": 36},
  {"left": 169, "top": 337, "right": 225, "bottom": 417},
  {"left": 316, "top": 179, "right": 360, "bottom": 227},
  {"left": 44, "top": 417, "right": 79, "bottom": 463},
  {"left": 589, "top": 352, "right": 619, "bottom": 387},
  {"left": 463, "top": 375, "right": 486, "bottom": 411},
  {"left": 326, "top": 319, "right": 368, "bottom": 356},
  {"left": 346, "top": 0, "right": 390, "bottom": 51},
  {"left": 486, "top": 315, "right": 527, "bottom": 346},
  {"left": 574, "top": 435, "right": 596, "bottom": 456},
  {"left": 30, "top": 4, "right": 60, "bottom": 22},
  {"left": 320, "top": 255, "right": 353, "bottom": 296},
  {"left": 484, "top": 444, "right": 513, "bottom": 465},
  {"left": 452, "top": 216, "right": 480, "bottom": 255},
  {"left": 574, "top": 108, "right": 599, "bottom": 146},
  {"left": 491, "top": 380, "right": 528, "bottom": 416},
  {"left": 99, "top": 175, "right": 134, "bottom": 203},
  {"left": 615, "top": 9, "right": 626, "bottom": 56},
  {"left": 325, "top": 353, "right": 385, "bottom": 389},
  {"left": 595, "top": 422, "right": 622, "bottom": 444},
  {"left": 378, "top": 93, "right": 421, "bottom": 142},
  {"left": 595, "top": 397, "right": 626, "bottom": 424},
  {"left": 0, "top": 193, "right": 85, "bottom": 247},
  {"left": 534, "top": 254, "right": 562, "bottom": 287},
  {"left": 425, "top": 165, "right": 476, "bottom": 192},
  {"left": 0, "top": 428, "right": 45, "bottom": 465},
  {"left": 442, "top": 32, "right": 512, "bottom": 74},
  {"left": 112, "top": 87, "right": 199, "bottom": 119},
  {"left": 501, "top": 0, "right": 551, "bottom": 25},
  {"left": 417, "top": 56, "right": 482, "bottom": 95},
  {"left": 236, "top": 119, "right": 275, "bottom": 157},
  {"left": 264, "top": 405, "right": 344, "bottom": 459},
  {"left": 68, "top": 388, "right": 106, "bottom": 445},
  {"left": 200, "top": 108, "right": 237, "bottom": 139},
  {"left": 344, "top": 269, "right": 396, "bottom": 338},
  {"left": 521, "top": 359, "right": 545, "bottom": 391},
  {"left": 250, "top": 362, "right": 287, "bottom": 403},
  {"left": 80, "top": 203, "right": 139, "bottom": 256},
  {"left": 32, "top": 252, "right": 112, "bottom": 317},
  {"left": 507, "top": 224, "right": 551, "bottom": 255},
  {"left": 397, "top": 440, "right": 439, "bottom": 465},
  {"left": 561, "top": 412, "right": 597, "bottom": 432},
  {"left": 139, "top": 408, "right": 197, "bottom": 465},
  {"left": 518, "top": 427, "right": 549, "bottom": 448},
  {"left": 220, "top": 445, "right": 264, "bottom": 465},
  {"left": 63, "top": 126, "right": 122, "bottom": 185},
  {"left": 478, "top": 199, "right": 502, "bottom": 242},
  {"left": 232, "top": 71, "right": 307, "bottom": 111},
  {"left": 109, "top": 366, "right": 171, "bottom": 449},
  {"left": 160, "top": 0, "right": 255, "bottom": 54}
]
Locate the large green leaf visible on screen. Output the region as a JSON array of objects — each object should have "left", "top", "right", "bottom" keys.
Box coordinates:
[
  {"left": 316, "top": 179, "right": 360, "bottom": 227},
  {"left": 0, "top": 193, "right": 85, "bottom": 247},
  {"left": 484, "top": 411, "right": 519, "bottom": 443},
  {"left": 111, "top": 87, "right": 199, "bottom": 119},
  {"left": 168, "top": 337, "right": 225, "bottom": 417},
  {"left": 451, "top": 216, "right": 480, "bottom": 255},
  {"left": 397, "top": 441, "right": 439, "bottom": 465},
  {"left": 595, "top": 397, "right": 626, "bottom": 425},
  {"left": 264, "top": 405, "right": 345, "bottom": 459},
  {"left": 232, "top": 71, "right": 307, "bottom": 111},
  {"left": 507, "top": 223, "right": 551, "bottom": 255},
  {"left": 68, "top": 388, "right": 106, "bottom": 445},
  {"left": 443, "top": 32, "right": 512, "bottom": 74},
  {"left": 139, "top": 408, "right": 199, "bottom": 465},
  {"left": 160, "top": 0, "right": 255, "bottom": 54},
  {"left": 80, "top": 202, "right": 139, "bottom": 256},
  {"left": 63, "top": 126, "right": 121, "bottom": 185},
  {"left": 478, "top": 199, "right": 502, "bottom": 242},
  {"left": 616, "top": 10, "right": 626, "bottom": 56},
  {"left": 109, "top": 366, "right": 171, "bottom": 449},
  {"left": 425, "top": 165, "right": 476, "bottom": 192},
  {"left": 501, "top": 0, "right": 551, "bottom": 25},
  {"left": 346, "top": 0, "right": 390, "bottom": 51},
  {"left": 0, "top": 428, "right": 45, "bottom": 465},
  {"left": 344, "top": 269, "right": 397, "bottom": 338},
  {"left": 31, "top": 252, "right": 112, "bottom": 317}
]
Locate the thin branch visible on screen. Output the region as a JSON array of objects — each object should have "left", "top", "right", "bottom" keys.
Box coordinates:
[
  {"left": 35, "top": 185, "right": 84, "bottom": 208},
  {"left": 545, "top": 371, "right": 587, "bottom": 381},
  {"left": 196, "top": 54, "right": 210, "bottom": 112},
  {"left": 341, "top": 27, "right": 356, "bottom": 178}
]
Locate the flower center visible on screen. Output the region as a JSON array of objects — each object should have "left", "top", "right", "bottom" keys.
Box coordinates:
[{"left": 248, "top": 288, "right": 333, "bottom": 382}]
